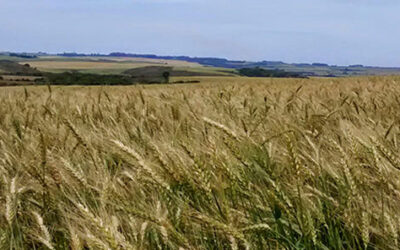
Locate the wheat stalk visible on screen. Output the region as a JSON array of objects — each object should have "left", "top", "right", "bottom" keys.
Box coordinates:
[{"left": 112, "top": 139, "right": 170, "bottom": 191}]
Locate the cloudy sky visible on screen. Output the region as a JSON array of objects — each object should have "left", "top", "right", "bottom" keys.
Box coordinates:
[{"left": 0, "top": 0, "right": 399, "bottom": 66}]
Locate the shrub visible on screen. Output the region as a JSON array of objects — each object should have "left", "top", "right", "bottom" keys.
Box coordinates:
[
  {"left": 238, "top": 67, "right": 306, "bottom": 78},
  {"left": 44, "top": 72, "right": 135, "bottom": 85}
]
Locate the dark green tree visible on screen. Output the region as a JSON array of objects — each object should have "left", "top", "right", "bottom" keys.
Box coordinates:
[{"left": 163, "top": 71, "right": 170, "bottom": 83}]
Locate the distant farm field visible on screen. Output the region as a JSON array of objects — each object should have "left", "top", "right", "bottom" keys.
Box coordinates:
[
  {"left": 22, "top": 57, "right": 213, "bottom": 75},
  {"left": 1, "top": 76, "right": 400, "bottom": 249}
]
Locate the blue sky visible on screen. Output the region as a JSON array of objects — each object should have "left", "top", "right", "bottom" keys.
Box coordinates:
[{"left": 0, "top": 0, "right": 399, "bottom": 66}]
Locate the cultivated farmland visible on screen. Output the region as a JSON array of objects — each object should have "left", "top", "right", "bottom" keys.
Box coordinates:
[
  {"left": 0, "top": 76, "right": 400, "bottom": 249},
  {"left": 20, "top": 57, "right": 219, "bottom": 75}
]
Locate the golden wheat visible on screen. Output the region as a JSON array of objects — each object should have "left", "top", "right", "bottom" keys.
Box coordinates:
[{"left": 0, "top": 76, "right": 399, "bottom": 249}]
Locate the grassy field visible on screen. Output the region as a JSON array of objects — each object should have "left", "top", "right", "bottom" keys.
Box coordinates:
[
  {"left": 22, "top": 61, "right": 159, "bottom": 74},
  {"left": 20, "top": 57, "right": 227, "bottom": 75},
  {"left": 1, "top": 76, "right": 400, "bottom": 249}
]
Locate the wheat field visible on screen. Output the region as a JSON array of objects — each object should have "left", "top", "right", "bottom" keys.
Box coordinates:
[{"left": 1, "top": 76, "right": 400, "bottom": 249}]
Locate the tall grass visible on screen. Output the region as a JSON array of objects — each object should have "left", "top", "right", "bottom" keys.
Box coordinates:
[{"left": 0, "top": 76, "right": 400, "bottom": 249}]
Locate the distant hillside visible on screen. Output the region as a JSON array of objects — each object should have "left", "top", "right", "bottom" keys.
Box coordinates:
[
  {"left": 57, "top": 52, "right": 244, "bottom": 68},
  {"left": 0, "top": 60, "right": 42, "bottom": 76},
  {"left": 3, "top": 51, "right": 400, "bottom": 77},
  {"left": 123, "top": 66, "right": 228, "bottom": 78},
  {"left": 55, "top": 52, "right": 400, "bottom": 77}
]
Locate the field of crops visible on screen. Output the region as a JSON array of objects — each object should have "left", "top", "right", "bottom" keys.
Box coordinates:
[
  {"left": 1, "top": 76, "right": 400, "bottom": 249},
  {"left": 20, "top": 57, "right": 208, "bottom": 75}
]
